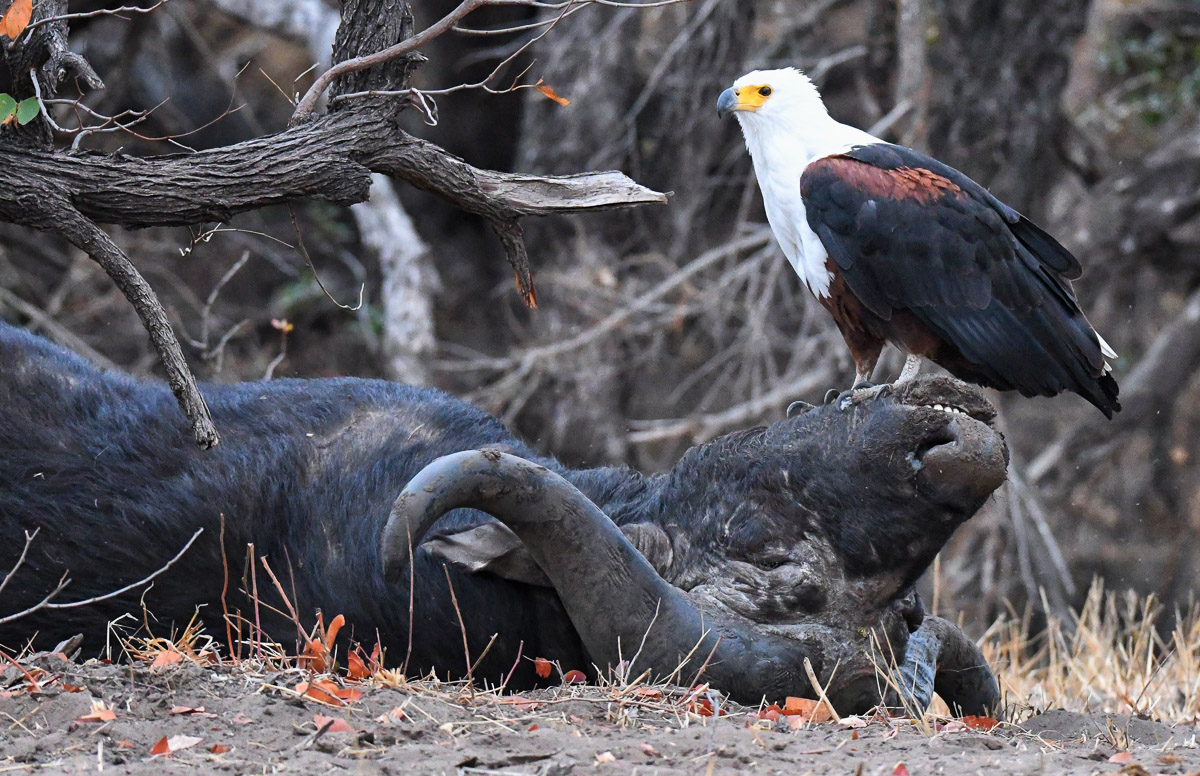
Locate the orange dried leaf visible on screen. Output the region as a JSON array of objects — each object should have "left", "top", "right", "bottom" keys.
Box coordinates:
[
  {"left": 167, "top": 735, "right": 202, "bottom": 752},
  {"left": 61, "top": 683, "right": 84, "bottom": 693},
  {"left": 527, "top": 723, "right": 539, "bottom": 731},
  {"left": 210, "top": 744, "right": 231, "bottom": 754},
  {"left": 962, "top": 715, "right": 999, "bottom": 731},
  {"left": 347, "top": 649, "right": 370, "bottom": 680},
  {"left": 562, "top": 669, "right": 586, "bottom": 684},
  {"left": 376, "top": 706, "right": 408, "bottom": 724},
  {"left": 1, "top": 0, "right": 32, "bottom": 40},
  {"left": 150, "top": 737, "right": 171, "bottom": 756},
  {"left": 535, "top": 83, "right": 570, "bottom": 107},
  {"left": 323, "top": 613, "right": 345, "bottom": 648},
  {"left": 595, "top": 751, "right": 616, "bottom": 764},
  {"left": 295, "top": 680, "right": 343, "bottom": 706},
  {"left": 758, "top": 704, "right": 783, "bottom": 723},
  {"left": 893, "top": 763, "right": 911, "bottom": 776},
  {"left": 495, "top": 696, "right": 541, "bottom": 711},
  {"left": 75, "top": 708, "right": 116, "bottom": 723},
  {"left": 170, "top": 705, "right": 205, "bottom": 715},
  {"left": 150, "top": 649, "right": 183, "bottom": 670},
  {"left": 783, "top": 696, "right": 832, "bottom": 722},
  {"left": 533, "top": 657, "right": 553, "bottom": 678},
  {"left": 1108, "top": 752, "right": 1133, "bottom": 764},
  {"left": 313, "top": 714, "right": 353, "bottom": 733}
]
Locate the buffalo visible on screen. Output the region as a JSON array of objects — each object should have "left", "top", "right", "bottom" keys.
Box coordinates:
[{"left": 0, "top": 322, "right": 1004, "bottom": 714}]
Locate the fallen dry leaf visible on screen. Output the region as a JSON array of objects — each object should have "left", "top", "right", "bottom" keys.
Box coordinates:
[
  {"left": 313, "top": 714, "right": 353, "bottom": 733},
  {"left": 962, "top": 714, "right": 1000, "bottom": 731},
  {"left": 209, "top": 744, "right": 231, "bottom": 754},
  {"left": 295, "top": 678, "right": 363, "bottom": 706},
  {"left": 347, "top": 641, "right": 381, "bottom": 680},
  {"left": 151, "top": 734, "right": 202, "bottom": 756},
  {"left": 376, "top": 706, "right": 408, "bottom": 724},
  {"left": 75, "top": 708, "right": 116, "bottom": 723},
  {"left": 783, "top": 696, "right": 832, "bottom": 723},
  {"left": 150, "top": 649, "right": 183, "bottom": 670},
  {"left": 893, "top": 763, "right": 910, "bottom": 776},
  {"left": 495, "top": 696, "right": 541, "bottom": 712},
  {"left": 169, "top": 705, "right": 210, "bottom": 716},
  {"left": 562, "top": 669, "right": 586, "bottom": 684},
  {"left": 639, "top": 743, "right": 660, "bottom": 757},
  {"left": 534, "top": 657, "right": 553, "bottom": 678},
  {"left": 595, "top": 751, "right": 616, "bottom": 764},
  {"left": 758, "top": 704, "right": 783, "bottom": 723},
  {"left": 231, "top": 712, "right": 254, "bottom": 725},
  {"left": 1108, "top": 752, "right": 1134, "bottom": 764}
]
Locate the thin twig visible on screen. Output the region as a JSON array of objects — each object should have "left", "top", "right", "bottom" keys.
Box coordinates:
[{"left": 0, "top": 529, "right": 203, "bottom": 625}]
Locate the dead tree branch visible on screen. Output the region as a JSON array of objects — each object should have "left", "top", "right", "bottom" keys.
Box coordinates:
[{"left": 0, "top": 0, "right": 668, "bottom": 447}]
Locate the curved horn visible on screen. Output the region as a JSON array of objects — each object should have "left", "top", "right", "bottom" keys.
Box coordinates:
[
  {"left": 891, "top": 615, "right": 999, "bottom": 717},
  {"left": 381, "top": 449, "right": 886, "bottom": 711}
]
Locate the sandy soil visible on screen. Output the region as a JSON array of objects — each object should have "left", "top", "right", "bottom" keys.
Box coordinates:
[{"left": 2, "top": 654, "right": 1198, "bottom": 775}]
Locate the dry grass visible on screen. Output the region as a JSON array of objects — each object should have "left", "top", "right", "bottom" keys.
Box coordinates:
[
  {"left": 949, "top": 580, "right": 1200, "bottom": 725},
  {"left": 14, "top": 581, "right": 1200, "bottom": 733}
]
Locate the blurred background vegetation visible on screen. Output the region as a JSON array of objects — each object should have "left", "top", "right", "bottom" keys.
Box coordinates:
[{"left": 2, "top": 0, "right": 1198, "bottom": 630}]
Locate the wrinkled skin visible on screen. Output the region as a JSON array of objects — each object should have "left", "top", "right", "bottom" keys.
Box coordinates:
[
  {"left": 385, "top": 377, "right": 1007, "bottom": 711},
  {"left": 0, "top": 323, "right": 1004, "bottom": 713}
]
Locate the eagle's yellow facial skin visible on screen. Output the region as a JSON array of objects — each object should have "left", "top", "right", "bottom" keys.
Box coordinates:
[{"left": 730, "top": 84, "right": 773, "bottom": 112}]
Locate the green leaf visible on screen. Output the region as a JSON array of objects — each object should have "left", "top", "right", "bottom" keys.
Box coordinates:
[
  {"left": 0, "top": 93, "right": 15, "bottom": 122},
  {"left": 15, "top": 96, "right": 38, "bottom": 125}
]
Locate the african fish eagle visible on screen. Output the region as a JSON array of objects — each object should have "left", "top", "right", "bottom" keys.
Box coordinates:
[{"left": 717, "top": 68, "right": 1120, "bottom": 418}]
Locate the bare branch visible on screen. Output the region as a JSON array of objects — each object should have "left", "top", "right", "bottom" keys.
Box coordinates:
[
  {"left": 0, "top": 529, "right": 204, "bottom": 626},
  {"left": 0, "top": 530, "right": 40, "bottom": 600},
  {"left": 53, "top": 209, "right": 219, "bottom": 448}
]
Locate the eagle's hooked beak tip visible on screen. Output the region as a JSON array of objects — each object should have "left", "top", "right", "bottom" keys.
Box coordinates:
[{"left": 716, "top": 87, "right": 738, "bottom": 119}]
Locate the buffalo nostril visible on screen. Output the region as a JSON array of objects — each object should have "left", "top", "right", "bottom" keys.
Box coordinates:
[{"left": 913, "top": 418, "right": 958, "bottom": 464}]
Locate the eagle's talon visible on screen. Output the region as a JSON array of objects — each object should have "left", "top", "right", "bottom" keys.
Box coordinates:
[
  {"left": 786, "top": 400, "right": 815, "bottom": 418},
  {"left": 837, "top": 382, "right": 893, "bottom": 411},
  {"left": 823, "top": 388, "right": 840, "bottom": 405}
]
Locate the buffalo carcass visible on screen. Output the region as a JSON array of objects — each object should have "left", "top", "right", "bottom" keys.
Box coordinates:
[{"left": 0, "top": 322, "right": 1004, "bottom": 714}]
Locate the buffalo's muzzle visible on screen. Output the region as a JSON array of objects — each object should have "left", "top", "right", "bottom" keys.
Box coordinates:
[{"left": 913, "top": 412, "right": 1008, "bottom": 507}]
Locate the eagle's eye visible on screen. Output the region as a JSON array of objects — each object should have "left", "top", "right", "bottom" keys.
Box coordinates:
[{"left": 759, "top": 86, "right": 772, "bottom": 96}]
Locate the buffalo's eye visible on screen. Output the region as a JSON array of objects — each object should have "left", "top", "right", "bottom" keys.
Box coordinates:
[
  {"left": 756, "top": 556, "right": 788, "bottom": 571},
  {"left": 759, "top": 86, "right": 772, "bottom": 96}
]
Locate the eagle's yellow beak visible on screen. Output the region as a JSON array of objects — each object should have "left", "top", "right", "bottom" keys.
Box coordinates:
[{"left": 717, "top": 85, "right": 769, "bottom": 118}]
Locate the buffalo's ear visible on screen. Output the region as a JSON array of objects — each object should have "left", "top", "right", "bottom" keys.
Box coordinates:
[
  {"left": 424, "top": 522, "right": 551, "bottom": 587},
  {"left": 620, "top": 523, "right": 673, "bottom": 576}
]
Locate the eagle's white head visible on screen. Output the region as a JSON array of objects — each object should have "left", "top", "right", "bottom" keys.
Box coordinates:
[
  {"left": 718, "top": 67, "right": 878, "bottom": 169},
  {"left": 716, "top": 68, "right": 827, "bottom": 127}
]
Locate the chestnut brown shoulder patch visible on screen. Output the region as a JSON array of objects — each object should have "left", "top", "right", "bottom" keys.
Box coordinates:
[{"left": 808, "top": 156, "right": 963, "bottom": 205}]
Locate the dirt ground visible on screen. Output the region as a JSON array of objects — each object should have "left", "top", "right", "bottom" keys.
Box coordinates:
[{"left": 2, "top": 655, "right": 1199, "bottom": 776}]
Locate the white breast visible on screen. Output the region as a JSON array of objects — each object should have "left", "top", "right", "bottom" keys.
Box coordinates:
[
  {"left": 759, "top": 161, "right": 835, "bottom": 298},
  {"left": 737, "top": 113, "right": 879, "bottom": 300}
]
